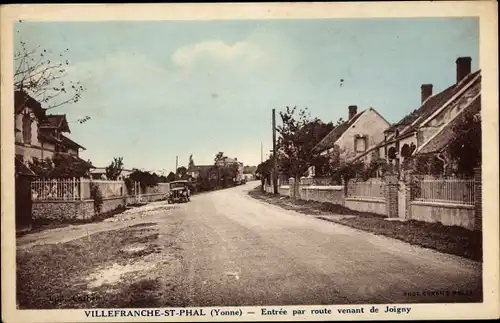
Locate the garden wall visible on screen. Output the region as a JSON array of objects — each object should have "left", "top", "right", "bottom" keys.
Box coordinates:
[
  {"left": 344, "top": 197, "right": 386, "bottom": 215},
  {"left": 32, "top": 193, "right": 166, "bottom": 222},
  {"left": 32, "top": 200, "right": 95, "bottom": 221},
  {"left": 300, "top": 186, "right": 345, "bottom": 205},
  {"left": 410, "top": 201, "right": 475, "bottom": 230}
]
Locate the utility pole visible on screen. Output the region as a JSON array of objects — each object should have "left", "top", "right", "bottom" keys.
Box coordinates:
[
  {"left": 175, "top": 156, "right": 179, "bottom": 174},
  {"left": 260, "top": 142, "right": 263, "bottom": 163},
  {"left": 272, "top": 109, "right": 278, "bottom": 195}
]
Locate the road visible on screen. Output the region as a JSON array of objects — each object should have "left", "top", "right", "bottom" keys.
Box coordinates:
[
  {"left": 16, "top": 182, "right": 483, "bottom": 307},
  {"left": 170, "top": 183, "right": 482, "bottom": 306}
]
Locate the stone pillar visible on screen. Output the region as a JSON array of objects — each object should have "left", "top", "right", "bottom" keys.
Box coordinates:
[
  {"left": 404, "top": 170, "right": 413, "bottom": 219},
  {"left": 289, "top": 177, "right": 296, "bottom": 199},
  {"left": 385, "top": 174, "right": 399, "bottom": 218},
  {"left": 300, "top": 176, "right": 312, "bottom": 201},
  {"left": 474, "top": 167, "right": 482, "bottom": 231}
]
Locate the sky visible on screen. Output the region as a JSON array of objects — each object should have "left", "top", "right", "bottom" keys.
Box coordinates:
[{"left": 14, "top": 18, "right": 479, "bottom": 174}]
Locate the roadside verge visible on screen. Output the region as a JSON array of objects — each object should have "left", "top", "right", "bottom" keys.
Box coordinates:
[{"left": 248, "top": 186, "right": 482, "bottom": 262}]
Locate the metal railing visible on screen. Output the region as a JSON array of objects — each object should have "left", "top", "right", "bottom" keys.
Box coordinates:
[
  {"left": 413, "top": 177, "right": 475, "bottom": 205},
  {"left": 347, "top": 179, "right": 386, "bottom": 199}
]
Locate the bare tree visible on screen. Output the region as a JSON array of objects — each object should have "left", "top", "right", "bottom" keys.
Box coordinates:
[{"left": 14, "top": 37, "right": 85, "bottom": 110}]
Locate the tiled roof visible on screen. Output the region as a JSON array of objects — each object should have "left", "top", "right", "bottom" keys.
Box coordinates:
[
  {"left": 38, "top": 131, "right": 62, "bottom": 144},
  {"left": 39, "top": 114, "right": 71, "bottom": 133},
  {"left": 61, "top": 134, "right": 85, "bottom": 150},
  {"left": 15, "top": 155, "right": 36, "bottom": 177},
  {"left": 417, "top": 95, "right": 481, "bottom": 155},
  {"left": 14, "top": 91, "right": 46, "bottom": 119},
  {"left": 386, "top": 70, "right": 481, "bottom": 140},
  {"left": 313, "top": 110, "right": 365, "bottom": 152}
]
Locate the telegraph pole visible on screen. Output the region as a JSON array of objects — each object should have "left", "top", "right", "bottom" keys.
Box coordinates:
[
  {"left": 260, "top": 142, "right": 263, "bottom": 163},
  {"left": 175, "top": 156, "right": 179, "bottom": 173},
  {"left": 272, "top": 109, "right": 278, "bottom": 195}
]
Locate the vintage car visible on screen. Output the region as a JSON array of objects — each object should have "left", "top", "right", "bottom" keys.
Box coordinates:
[{"left": 167, "top": 180, "right": 191, "bottom": 204}]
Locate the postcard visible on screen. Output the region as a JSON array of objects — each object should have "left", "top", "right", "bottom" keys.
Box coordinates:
[{"left": 1, "top": 1, "right": 499, "bottom": 322}]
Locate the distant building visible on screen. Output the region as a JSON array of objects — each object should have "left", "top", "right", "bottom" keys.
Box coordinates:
[{"left": 187, "top": 165, "right": 214, "bottom": 179}]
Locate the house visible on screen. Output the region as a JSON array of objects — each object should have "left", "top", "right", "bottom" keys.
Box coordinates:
[
  {"left": 355, "top": 57, "right": 481, "bottom": 173},
  {"left": 14, "top": 90, "right": 89, "bottom": 173},
  {"left": 313, "top": 105, "right": 391, "bottom": 163},
  {"left": 216, "top": 157, "right": 245, "bottom": 181},
  {"left": 187, "top": 165, "right": 214, "bottom": 179}
]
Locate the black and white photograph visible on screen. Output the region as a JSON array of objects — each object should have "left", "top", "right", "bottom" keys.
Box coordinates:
[{"left": 1, "top": 2, "right": 498, "bottom": 322}]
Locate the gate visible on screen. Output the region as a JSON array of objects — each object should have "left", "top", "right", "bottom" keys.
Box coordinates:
[{"left": 16, "top": 175, "right": 33, "bottom": 230}]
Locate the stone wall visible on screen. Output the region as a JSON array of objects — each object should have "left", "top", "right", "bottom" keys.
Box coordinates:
[
  {"left": 32, "top": 200, "right": 95, "bottom": 221},
  {"left": 32, "top": 193, "right": 166, "bottom": 222}
]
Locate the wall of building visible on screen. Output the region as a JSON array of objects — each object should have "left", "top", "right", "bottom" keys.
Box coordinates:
[
  {"left": 428, "top": 80, "right": 480, "bottom": 129},
  {"left": 15, "top": 144, "right": 55, "bottom": 162},
  {"left": 15, "top": 114, "right": 23, "bottom": 143},
  {"left": 31, "top": 120, "right": 40, "bottom": 146},
  {"left": 336, "top": 108, "right": 391, "bottom": 156},
  {"left": 68, "top": 148, "right": 79, "bottom": 156}
]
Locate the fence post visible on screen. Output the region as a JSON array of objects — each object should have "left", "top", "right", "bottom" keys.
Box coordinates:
[
  {"left": 79, "top": 177, "right": 85, "bottom": 200},
  {"left": 289, "top": 177, "right": 296, "bottom": 199},
  {"left": 385, "top": 173, "right": 398, "bottom": 218},
  {"left": 404, "top": 170, "right": 413, "bottom": 219},
  {"left": 474, "top": 167, "right": 482, "bottom": 231}
]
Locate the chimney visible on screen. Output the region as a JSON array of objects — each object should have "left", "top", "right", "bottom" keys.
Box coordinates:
[
  {"left": 421, "top": 84, "right": 433, "bottom": 103},
  {"left": 348, "top": 105, "right": 357, "bottom": 120},
  {"left": 456, "top": 57, "right": 472, "bottom": 84}
]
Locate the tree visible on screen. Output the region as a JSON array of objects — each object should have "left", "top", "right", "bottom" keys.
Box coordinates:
[
  {"left": 447, "top": 110, "right": 481, "bottom": 176},
  {"left": 166, "top": 172, "right": 176, "bottom": 182},
  {"left": 30, "top": 153, "right": 93, "bottom": 179},
  {"left": 105, "top": 157, "right": 123, "bottom": 180},
  {"left": 256, "top": 157, "right": 274, "bottom": 190},
  {"left": 332, "top": 159, "right": 366, "bottom": 185},
  {"left": 188, "top": 154, "right": 195, "bottom": 169},
  {"left": 243, "top": 165, "right": 257, "bottom": 174},
  {"left": 129, "top": 169, "right": 159, "bottom": 191},
  {"left": 14, "top": 38, "right": 85, "bottom": 110},
  {"left": 176, "top": 166, "right": 188, "bottom": 179},
  {"left": 335, "top": 117, "right": 345, "bottom": 126},
  {"left": 276, "top": 106, "right": 334, "bottom": 179},
  {"left": 28, "top": 157, "right": 54, "bottom": 178},
  {"left": 214, "top": 152, "right": 225, "bottom": 164}
]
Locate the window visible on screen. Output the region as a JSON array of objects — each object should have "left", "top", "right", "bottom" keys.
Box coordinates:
[
  {"left": 22, "top": 114, "right": 32, "bottom": 144},
  {"left": 354, "top": 136, "right": 367, "bottom": 152}
]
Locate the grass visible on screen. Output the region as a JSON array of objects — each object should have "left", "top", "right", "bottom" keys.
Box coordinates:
[
  {"left": 103, "top": 278, "right": 165, "bottom": 308},
  {"left": 249, "top": 186, "right": 482, "bottom": 262},
  {"left": 16, "top": 225, "right": 162, "bottom": 309}
]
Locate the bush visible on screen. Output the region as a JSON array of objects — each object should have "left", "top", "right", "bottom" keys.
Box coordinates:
[{"left": 89, "top": 182, "right": 103, "bottom": 214}]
